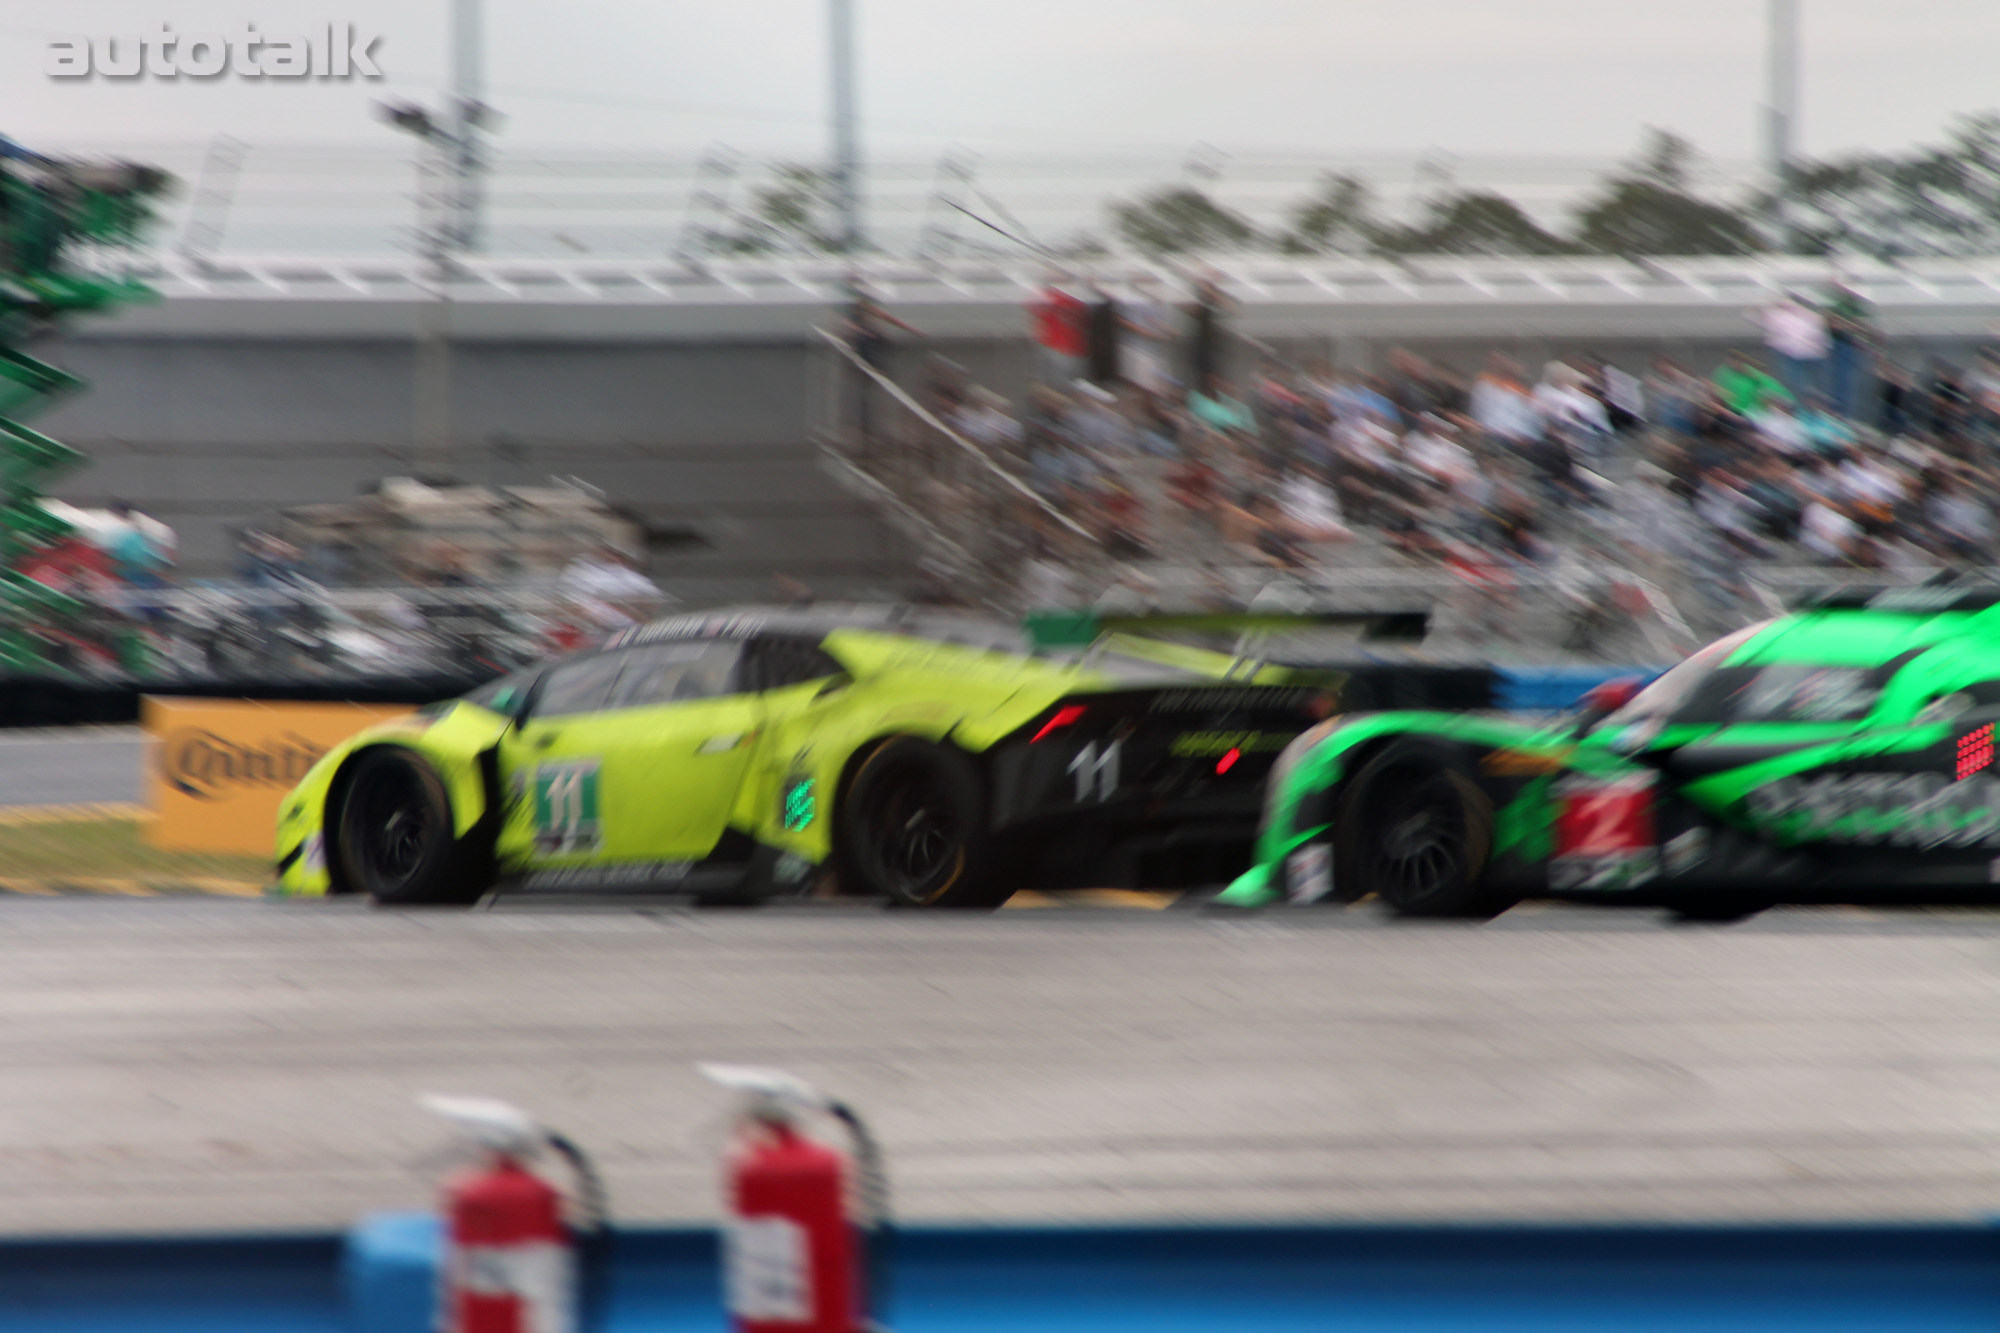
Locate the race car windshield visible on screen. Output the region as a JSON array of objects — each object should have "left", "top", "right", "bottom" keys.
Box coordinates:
[
  {"left": 1602, "top": 622, "right": 1769, "bottom": 728},
  {"left": 1707, "top": 664, "right": 1881, "bottom": 723}
]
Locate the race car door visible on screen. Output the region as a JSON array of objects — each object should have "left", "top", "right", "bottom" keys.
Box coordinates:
[{"left": 499, "top": 640, "right": 760, "bottom": 874}]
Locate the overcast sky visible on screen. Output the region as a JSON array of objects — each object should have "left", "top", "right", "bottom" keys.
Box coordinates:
[{"left": 6, "top": 0, "right": 1999, "bottom": 161}]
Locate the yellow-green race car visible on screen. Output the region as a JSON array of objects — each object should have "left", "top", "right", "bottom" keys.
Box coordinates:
[{"left": 273, "top": 605, "right": 1345, "bottom": 908}]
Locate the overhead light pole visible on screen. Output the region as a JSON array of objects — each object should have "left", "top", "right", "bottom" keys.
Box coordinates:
[
  {"left": 451, "top": 0, "right": 487, "bottom": 252},
  {"left": 1764, "top": 0, "right": 1799, "bottom": 252},
  {"left": 376, "top": 0, "right": 494, "bottom": 480},
  {"left": 829, "top": 0, "right": 862, "bottom": 252}
]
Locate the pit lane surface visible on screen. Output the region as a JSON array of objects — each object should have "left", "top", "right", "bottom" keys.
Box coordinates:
[{"left": 5, "top": 897, "right": 2000, "bottom": 1235}]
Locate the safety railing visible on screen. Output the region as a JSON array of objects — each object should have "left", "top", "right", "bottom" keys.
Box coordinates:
[{"left": 810, "top": 327, "right": 1104, "bottom": 608}]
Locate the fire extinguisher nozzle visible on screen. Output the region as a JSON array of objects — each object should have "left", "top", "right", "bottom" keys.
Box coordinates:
[
  {"left": 418, "top": 1094, "right": 545, "bottom": 1155},
  {"left": 697, "top": 1063, "right": 830, "bottom": 1110}
]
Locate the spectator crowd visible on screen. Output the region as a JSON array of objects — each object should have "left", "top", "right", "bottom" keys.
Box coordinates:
[{"left": 860, "top": 271, "right": 2000, "bottom": 617}]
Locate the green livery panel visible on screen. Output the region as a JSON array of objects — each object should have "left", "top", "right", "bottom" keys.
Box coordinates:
[{"left": 1224, "top": 593, "right": 2000, "bottom": 912}]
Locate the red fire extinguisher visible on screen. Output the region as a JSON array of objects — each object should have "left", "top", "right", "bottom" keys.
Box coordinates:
[
  {"left": 700, "top": 1065, "right": 890, "bottom": 1333},
  {"left": 422, "top": 1095, "right": 611, "bottom": 1333}
]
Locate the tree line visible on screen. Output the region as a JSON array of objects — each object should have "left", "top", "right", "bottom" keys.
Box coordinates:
[{"left": 695, "top": 114, "right": 2000, "bottom": 261}]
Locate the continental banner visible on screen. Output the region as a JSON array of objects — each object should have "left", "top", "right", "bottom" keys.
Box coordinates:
[{"left": 145, "top": 697, "right": 410, "bottom": 854}]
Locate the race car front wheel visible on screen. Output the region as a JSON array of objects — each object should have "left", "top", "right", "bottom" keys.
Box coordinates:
[
  {"left": 840, "top": 738, "right": 1009, "bottom": 909},
  {"left": 1336, "top": 741, "right": 1506, "bottom": 919},
  {"left": 334, "top": 748, "right": 487, "bottom": 906}
]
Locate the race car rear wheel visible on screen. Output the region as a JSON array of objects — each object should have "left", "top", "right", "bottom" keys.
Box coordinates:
[
  {"left": 839, "top": 738, "right": 1009, "bottom": 909},
  {"left": 334, "top": 748, "right": 486, "bottom": 906},
  {"left": 1335, "top": 741, "right": 1504, "bottom": 919}
]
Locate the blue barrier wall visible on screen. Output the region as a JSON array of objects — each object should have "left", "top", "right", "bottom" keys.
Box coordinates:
[
  {"left": 349, "top": 1215, "right": 2000, "bottom": 1333},
  {"left": 1492, "top": 664, "right": 1664, "bottom": 714},
  {"left": 0, "top": 1233, "right": 343, "bottom": 1333},
  {"left": 8, "top": 1217, "right": 2000, "bottom": 1331}
]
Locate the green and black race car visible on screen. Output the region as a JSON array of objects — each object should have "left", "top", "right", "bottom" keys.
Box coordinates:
[
  {"left": 274, "top": 605, "right": 1345, "bottom": 908},
  {"left": 1219, "top": 586, "right": 2000, "bottom": 919}
]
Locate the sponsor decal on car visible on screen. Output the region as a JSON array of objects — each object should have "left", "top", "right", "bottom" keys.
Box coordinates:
[
  {"left": 522, "top": 862, "right": 693, "bottom": 891},
  {"left": 1550, "top": 774, "right": 1659, "bottom": 891},
  {"left": 1285, "top": 843, "right": 1335, "bottom": 904},
  {"left": 781, "top": 775, "right": 817, "bottom": 832},
  {"left": 532, "top": 760, "right": 602, "bottom": 855},
  {"left": 1146, "top": 688, "right": 1318, "bottom": 714},
  {"left": 1169, "top": 730, "right": 1292, "bottom": 758},
  {"left": 1745, "top": 771, "right": 2000, "bottom": 849}
]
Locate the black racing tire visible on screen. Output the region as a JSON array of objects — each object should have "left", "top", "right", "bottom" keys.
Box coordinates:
[
  {"left": 1334, "top": 740, "right": 1508, "bottom": 920},
  {"left": 837, "top": 738, "right": 1010, "bottom": 909},
  {"left": 334, "top": 748, "right": 487, "bottom": 906}
]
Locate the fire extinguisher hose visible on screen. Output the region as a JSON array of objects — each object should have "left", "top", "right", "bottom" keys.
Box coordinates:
[
  {"left": 827, "top": 1100, "right": 893, "bottom": 1332},
  {"left": 545, "top": 1130, "right": 613, "bottom": 1333}
]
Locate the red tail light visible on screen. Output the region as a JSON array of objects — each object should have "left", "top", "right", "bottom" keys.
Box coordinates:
[
  {"left": 1031, "top": 705, "right": 1088, "bottom": 744},
  {"left": 1215, "top": 747, "right": 1242, "bottom": 774}
]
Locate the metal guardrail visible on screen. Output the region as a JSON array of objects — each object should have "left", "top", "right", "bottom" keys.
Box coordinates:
[{"left": 72, "top": 252, "right": 2000, "bottom": 314}]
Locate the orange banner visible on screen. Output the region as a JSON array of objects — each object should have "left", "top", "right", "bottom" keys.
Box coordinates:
[{"left": 145, "top": 697, "right": 410, "bottom": 854}]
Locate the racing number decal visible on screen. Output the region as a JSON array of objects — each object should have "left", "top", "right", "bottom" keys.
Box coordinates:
[
  {"left": 1550, "top": 774, "right": 1658, "bottom": 891},
  {"left": 533, "top": 760, "right": 602, "bottom": 855},
  {"left": 1069, "top": 739, "right": 1123, "bottom": 803}
]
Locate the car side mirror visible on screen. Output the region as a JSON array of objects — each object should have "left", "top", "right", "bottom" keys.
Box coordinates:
[
  {"left": 813, "top": 672, "right": 854, "bottom": 701},
  {"left": 1573, "top": 676, "right": 1645, "bottom": 737}
]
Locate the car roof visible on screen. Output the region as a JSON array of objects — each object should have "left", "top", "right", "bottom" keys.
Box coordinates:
[{"left": 609, "top": 603, "right": 1034, "bottom": 655}]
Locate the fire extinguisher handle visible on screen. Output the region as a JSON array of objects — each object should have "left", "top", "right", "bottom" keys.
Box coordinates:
[
  {"left": 827, "top": 1099, "right": 893, "bottom": 1329},
  {"left": 544, "top": 1129, "right": 614, "bottom": 1333}
]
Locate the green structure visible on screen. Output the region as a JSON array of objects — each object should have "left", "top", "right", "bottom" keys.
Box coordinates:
[{"left": 0, "top": 141, "right": 167, "bottom": 672}]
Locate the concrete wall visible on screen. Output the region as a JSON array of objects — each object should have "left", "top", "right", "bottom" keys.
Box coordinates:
[{"left": 32, "top": 335, "right": 914, "bottom": 594}]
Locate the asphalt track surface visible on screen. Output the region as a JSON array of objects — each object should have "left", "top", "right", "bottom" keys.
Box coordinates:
[
  {"left": 4, "top": 895, "right": 2000, "bottom": 1236},
  {"left": 0, "top": 728, "right": 143, "bottom": 807}
]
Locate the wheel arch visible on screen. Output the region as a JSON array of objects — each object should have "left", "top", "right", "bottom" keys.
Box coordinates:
[
  {"left": 828, "top": 731, "right": 987, "bottom": 893},
  {"left": 321, "top": 741, "right": 503, "bottom": 895},
  {"left": 1280, "top": 730, "right": 1469, "bottom": 841}
]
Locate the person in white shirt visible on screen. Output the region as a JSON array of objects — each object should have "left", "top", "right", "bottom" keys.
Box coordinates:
[
  {"left": 1276, "top": 467, "right": 1353, "bottom": 544},
  {"left": 1756, "top": 293, "right": 1831, "bottom": 401},
  {"left": 1800, "top": 496, "right": 1861, "bottom": 564},
  {"left": 561, "top": 544, "right": 665, "bottom": 629}
]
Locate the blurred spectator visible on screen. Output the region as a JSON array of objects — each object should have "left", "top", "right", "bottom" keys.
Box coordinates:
[
  {"left": 1825, "top": 278, "right": 1874, "bottom": 418},
  {"left": 1189, "top": 376, "right": 1256, "bottom": 435},
  {"left": 1121, "top": 275, "right": 1177, "bottom": 400},
  {"left": 1646, "top": 358, "right": 1703, "bottom": 436},
  {"left": 1715, "top": 350, "right": 1790, "bottom": 417},
  {"left": 1030, "top": 274, "right": 1089, "bottom": 384},
  {"left": 1757, "top": 292, "right": 1831, "bottom": 399},
  {"left": 1797, "top": 393, "right": 1857, "bottom": 457},
  {"left": 105, "top": 501, "right": 174, "bottom": 588},
  {"left": 1876, "top": 356, "right": 1915, "bottom": 436},
  {"left": 1186, "top": 274, "right": 1234, "bottom": 392},
  {"left": 1085, "top": 278, "right": 1123, "bottom": 388},
  {"left": 561, "top": 543, "right": 662, "bottom": 629},
  {"left": 1966, "top": 347, "right": 2000, "bottom": 444},
  {"left": 1598, "top": 360, "right": 1646, "bottom": 434},
  {"left": 1470, "top": 354, "right": 1541, "bottom": 447},
  {"left": 952, "top": 388, "right": 1024, "bottom": 455},
  {"left": 1800, "top": 493, "right": 1862, "bottom": 564},
  {"left": 1926, "top": 360, "right": 1972, "bottom": 450}
]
